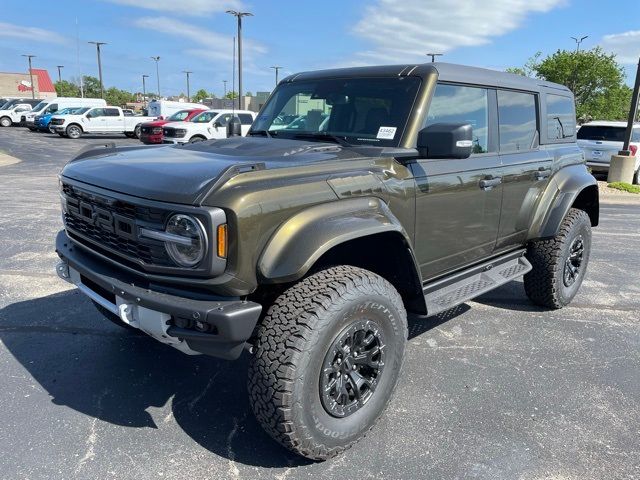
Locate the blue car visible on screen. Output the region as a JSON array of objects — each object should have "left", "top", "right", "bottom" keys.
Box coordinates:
[{"left": 35, "top": 107, "right": 86, "bottom": 132}]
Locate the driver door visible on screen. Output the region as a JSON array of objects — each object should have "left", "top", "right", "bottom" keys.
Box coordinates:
[
  {"left": 412, "top": 83, "right": 502, "bottom": 280},
  {"left": 85, "top": 108, "right": 106, "bottom": 132}
]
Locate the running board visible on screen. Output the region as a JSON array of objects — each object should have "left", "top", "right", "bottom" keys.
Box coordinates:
[{"left": 423, "top": 250, "right": 532, "bottom": 316}]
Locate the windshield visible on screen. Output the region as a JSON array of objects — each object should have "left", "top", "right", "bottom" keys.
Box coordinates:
[
  {"left": 577, "top": 125, "right": 626, "bottom": 142},
  {"left": 191, "top": 111, "right": 220, "bottom": 123},
  {"left": 168, "top": 110, "right": 192, "bottom": 121},
  {"left": 251, "top": 77, "right": 421, "bottom": 146},
  {"left": 31, "top": 101, "right": 48, "bottom": 112}
]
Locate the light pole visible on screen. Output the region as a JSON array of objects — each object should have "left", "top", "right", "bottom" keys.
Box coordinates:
[
  {"left": 270, "top": 66, "right": 282, "bottom": 87},
  {"left": 21, "top": 54, "right": 36, "bottom": 99},
  {"left": 226, "top": 10, "right": 253, "bottom": 109},
  {"left": 183, "top": 70, "right": 192, "bottom": 101},
  {"left": 426, "top": 53, "right": 443, "bottom": 63},
  {"left": 88, "top": 41, "right": 107, "bottom": 98},
  {"left": 142, "top": 74, "right": 149, "bottom": 104},
  {"left": 571, "top": 35, "right": 588, "bottom": 52},
  {"left": 56, "top": 65, "right": 64, "bottom": 83},
  {"left": 151, "top": 56, "right": 161, "bottom": 97},
  {"left": 223, "top": 80, "right": 228, "bottom": 98}
]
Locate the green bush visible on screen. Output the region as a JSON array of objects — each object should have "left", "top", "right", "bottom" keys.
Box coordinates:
[{"left": 608, "top": 182, "right": 640, "bottom": 194}]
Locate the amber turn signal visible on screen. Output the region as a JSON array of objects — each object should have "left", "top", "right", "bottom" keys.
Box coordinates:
[{"left": 217, "top": 224, "right": 228, "bottom": 258}]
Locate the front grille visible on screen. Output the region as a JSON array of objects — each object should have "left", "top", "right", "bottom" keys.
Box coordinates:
[
  {"left": 141, "top": 126, "right": 152, "bottom": 134},
  {"left": 62, "top": 183, "right": 174, "bottom": 268},
  {"left": 51, "top": 118, "right": 65, "bottom": 125},
  {"left": 163, "top": 127, "right": 186, "bottom": 138}
]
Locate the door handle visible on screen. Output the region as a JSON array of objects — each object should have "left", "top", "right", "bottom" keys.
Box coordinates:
[
  {"left": 535, "top": 167, "right": 552, "bottom": 180},
  {"left": 479, "top": 176, "right": 502, "bottom": 190}
]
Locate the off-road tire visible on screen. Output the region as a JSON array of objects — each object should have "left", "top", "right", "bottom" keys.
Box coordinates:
[
  {"left": 248, "top": 266, "right": 408, "bottom": 460},
  {"left": 66, "top": 124, "right": 82, "bottom": 139},
  {"left": 524, "top": 208, "right": 591, "bottom": 309},
  {"left": 91, "top": 300, "right": 142, "bottom": 333}
]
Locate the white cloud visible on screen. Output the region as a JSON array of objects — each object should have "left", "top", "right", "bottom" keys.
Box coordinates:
[
  {"left": 0, "top": 22, "right": 67, "bottom": 44},
  {"left": 351, "top": 0, "right": 566, "bottom": 63},
  {"left": 104, "top": 0, "right": 241, "bottom": 16},
  {"left": 601, "top": 30, "right": 640, "bottom": 64}
]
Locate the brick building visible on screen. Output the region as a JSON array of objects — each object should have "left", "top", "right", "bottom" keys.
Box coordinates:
[{"left": 0, "top": 69, "right": 57, "bottom": 99}]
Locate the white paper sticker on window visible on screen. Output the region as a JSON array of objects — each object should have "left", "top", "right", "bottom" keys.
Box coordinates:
[{"left": 376, "top": 126, "right": 397, "bottom": 140}]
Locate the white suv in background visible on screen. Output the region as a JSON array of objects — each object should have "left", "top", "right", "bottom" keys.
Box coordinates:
[
  {"left": 162, "top": 109, "right": 255, "bottom": 144},
  {"left": 577, "top": 121, "right": 640, "bottom": 184}
]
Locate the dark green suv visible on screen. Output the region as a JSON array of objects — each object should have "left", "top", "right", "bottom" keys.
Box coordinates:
[{"left": 55, "top": 63, "right": 598, "bottom": 460}]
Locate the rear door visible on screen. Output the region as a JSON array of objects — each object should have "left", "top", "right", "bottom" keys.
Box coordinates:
[
  {"left": 412, "top": 83, "right": 502, "bottom": 279},
  {"left": 495, "top": 90, "right": 552, "bottom": 249},
  {"left": 576, "top": 124, "right": 625, "bottom": 171}
]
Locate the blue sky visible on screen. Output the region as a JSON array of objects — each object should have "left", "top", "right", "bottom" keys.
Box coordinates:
[{"left": 1, "top": 0, "right": 638, "bottom": 97}]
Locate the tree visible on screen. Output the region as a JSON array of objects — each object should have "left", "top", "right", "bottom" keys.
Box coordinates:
[
  {"left": 508, "top": 47, "right": 632, "bottom": 120},
  {"left": 54, "top": 80, "right": 80, "bottom": 97},
  {"left": 81, "top": 76, "right": 102, "bottom": 98},
  {"left": 244, "top": 91, "right": 253, "bottom": 97},
  {"left": 224, "top": 91, "right": 239, "bottom": 99},
  {"left": 104, "top": 87, "right": 135, "bottom": 107},
  {"left": 192, "top": 89, "right": 209, "bottom": 102}
]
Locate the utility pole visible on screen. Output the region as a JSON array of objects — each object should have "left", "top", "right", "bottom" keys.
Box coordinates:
[
  {"left": 183, "top": 70, "right": 192, "bottom": 101},
  {"left": 88, "top": 41, "right": 107, "bottom": 98},
  {"left": 56, "top": 65, "right": 64, "bottom": 83},
  {"left": 571, "top": 35, "right": 588, "bottom": 52},
  {"left": 270, "top": 66, "right": 282, "bottom": 87},
  {"left": 151, "top": 56, "right": 161, "bottom": 97},
  {"left": 426, "top": 53, "right": 443, "bottom": 63},
  {"left": 226, "top": 10, "right": 253, "bottom": 109},
  {"left": 223, "top": 80, "right": 228, "bottom": 98},
  {"left": 142, "top": 74, "right": 149, "bottom": 104},
  {"left": 21, "top": 54, "right": 36, "bottom": 99}
]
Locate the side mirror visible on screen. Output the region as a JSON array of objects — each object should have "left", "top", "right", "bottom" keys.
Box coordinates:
[
  {"left": 226, "top": 117, "right": 242, "bottom": 137},
  {"left": 213, "top": 121, "right": 222, "bottom": 129},
  {"left": 417, "top": 123, "right": 473, "bottom": 159}
]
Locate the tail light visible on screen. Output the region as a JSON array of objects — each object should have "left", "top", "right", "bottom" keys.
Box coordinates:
[{"left": 630, "top": 144, "right": 638, "bottom": 156}]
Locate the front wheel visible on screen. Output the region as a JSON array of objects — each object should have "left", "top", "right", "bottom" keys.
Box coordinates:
[
  {"left": 524, "top": 208, "right": 592, "bottom": 309},
  {"left": 0, "top": 116, "right": 11, "bottom": 127},
  {"left": 66, "top": 124, "right": 82, "bottom": 139},
  {"left": 248, "top": 266, "right": 408, "bottom": 460}
]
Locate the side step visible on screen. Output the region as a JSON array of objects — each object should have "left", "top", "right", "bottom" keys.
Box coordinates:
[{"left": 423, "top": 249, "right": 532, "bottom": 316}]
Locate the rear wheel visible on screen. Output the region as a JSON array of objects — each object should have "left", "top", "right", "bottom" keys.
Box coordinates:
[
  {"left": 66, "top": 124, "right": 82, "bottom": 139},
  {"left": 248, "top": 266, "right": 407, "bottom": 460},
  {"left": 524, "top": 208, "right": 591, "bottom": 309},
  {"left": 0, "top": 117, "right": 11, "bottom": 127},
  {"left": 133, "top": 124, "right": 142, "bottom": 139}
]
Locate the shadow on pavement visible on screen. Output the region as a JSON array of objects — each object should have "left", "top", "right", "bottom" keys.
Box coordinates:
[{"left": 0, "top": 290, "right": 312, "bottom": 468}]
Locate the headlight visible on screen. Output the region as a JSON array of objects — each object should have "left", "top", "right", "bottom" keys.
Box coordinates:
[
  {"left": 164, "top": 214, "right": 206, "bottom": 267},
  {"left": 152, "top": 127, "right": 162, "bottom": 134},
  {"left": 174, "top": 129, "right": 187, "bottom": 137}
]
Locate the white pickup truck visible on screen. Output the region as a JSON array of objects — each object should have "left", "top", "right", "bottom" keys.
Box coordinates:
[
  {"left": 161, "top": 109, "right": 255, "bottom": 144},
  {"left": 50, "top": 106, "right": 156, "bottom": 139},
  {"left": 0, "top": 103, "right": 34, "bottom": 127}
]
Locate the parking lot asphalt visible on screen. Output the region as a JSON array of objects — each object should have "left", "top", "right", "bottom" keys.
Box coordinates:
[{"left": 0, "top": 126, "right": 638, "bottom": 480}]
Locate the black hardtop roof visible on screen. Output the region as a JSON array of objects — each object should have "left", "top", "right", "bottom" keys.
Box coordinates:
[{"left": 283, "top": 62, "right": 572, "bottom": 96}]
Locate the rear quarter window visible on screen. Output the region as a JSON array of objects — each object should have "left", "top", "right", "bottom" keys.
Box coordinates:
[{"left": 546, "top": 94, "right": 575, "bottom": 141}]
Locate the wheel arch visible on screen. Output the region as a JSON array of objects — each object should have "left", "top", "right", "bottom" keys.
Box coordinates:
[
  {"left": 66, "top": 122, "right": 83, "bottom": 132},
  {"left": 257, "top": 197, "right": 426, "bottom": 314}
]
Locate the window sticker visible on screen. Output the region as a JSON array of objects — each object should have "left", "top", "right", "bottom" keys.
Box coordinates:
[{"left": 376, "top": 126, "right": 396, "bottom": 140}]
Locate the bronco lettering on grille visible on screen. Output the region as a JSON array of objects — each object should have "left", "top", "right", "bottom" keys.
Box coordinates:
[{"left": 67, "top": 197, "right": 137, "bottom": 240}]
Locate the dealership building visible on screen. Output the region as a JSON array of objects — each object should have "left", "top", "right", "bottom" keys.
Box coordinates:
[{"left": 0, "top": 69, "right": 57, "bottom": 99}]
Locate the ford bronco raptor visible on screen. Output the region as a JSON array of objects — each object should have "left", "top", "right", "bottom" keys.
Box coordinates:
[{"left": 55, "top": 63, "right": 598, "bottom": 460}]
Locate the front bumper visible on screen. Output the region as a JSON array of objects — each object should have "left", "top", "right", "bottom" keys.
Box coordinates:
[
  {"left": 162, "top": 138, "right": 185, "bottom": 144},
  {"left": 140, "top": 133, "right": 163, "bottom": 144},
  {"left": 55, "top": 230, "right": 262, "bottom": 360}
]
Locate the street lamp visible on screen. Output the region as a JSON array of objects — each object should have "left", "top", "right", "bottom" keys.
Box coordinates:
[
  {"left": 142, "top": 74, "right": 149, "bottom": 104},
  {"left": 270, "top": 66, "right": 282, "bottom": 87},
  {"left": 226, "top": 10, "right": 253, "bottom": 108},
  {"left": 151, "top": 56, "right": 161, "bottom": 97},
  {"left": 88, "top": 41, "right": 107, "bottom": 98},
  {"left": 21, "top": 54, "right": 36, "bottom": 99},
  {"left": 571, "top": 35, "right": 589, "bottom": 52},
  {"left": 56, "top": 65, "right": 64, "bottom": 83},
  {"left": 426, "top": 53, "right": 443, "bottom": 63},
  {"left": 223, "top": 79, "right": 228, "bottom": 98},
  {"left": 183, "top": 70, "right": 192, "bottom": 101}
]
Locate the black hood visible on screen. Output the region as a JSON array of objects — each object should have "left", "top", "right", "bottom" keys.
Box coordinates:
[{"left": 61, "top": 137, "right": 380, "bottom": 205}]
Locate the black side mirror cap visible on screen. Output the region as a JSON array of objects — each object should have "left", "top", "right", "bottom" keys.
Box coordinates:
[{"left": 417, "top": 123, "right": 473, "bottom": 159}]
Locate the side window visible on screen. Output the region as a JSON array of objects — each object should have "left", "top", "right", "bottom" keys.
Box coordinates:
[
  {"left": 88, "top": 108, "right": 104, "bottom": 118},
  {"left": 238, "top": 113, "right": 254, "bottom": 125},
  {"left": 216, "top": 114, "right": 233, "bottom": 126},
  {"left": 105, "top": 108, "right": 120, "bottom": 117},
  {"left": 498, "top": 90, "right": 538, "bottom": 152},
  {"left": 47, "top": 104, "right": 58, "bottom": 113},
  {"left": 631, "top": 129, "right": 640, "bottom": 143},
  {"left": 425, "top": 84, "right": 490, "bottom": 154},
  {"left": 546, "top": 94, "right": 575, "bottom": 140}
]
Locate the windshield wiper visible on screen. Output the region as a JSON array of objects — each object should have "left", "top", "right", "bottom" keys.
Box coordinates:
[
  {"left": 292, "top": 132, "right": 352, "bottom": 147},
  {"left": 248, "top": 129, "right": 275, "bottom": 138}
]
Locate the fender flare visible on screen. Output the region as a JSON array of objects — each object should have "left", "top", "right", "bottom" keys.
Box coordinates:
[
  {"left": 535, "top": 164, "right": 599, "bottom": 239},
  {"left": 258, "top": 197, "right": 417, "bottom": 284}
]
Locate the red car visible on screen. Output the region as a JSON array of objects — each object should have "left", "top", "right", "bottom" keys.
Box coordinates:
[{"left": 139, "top": 108, "right": 206, "bottom": 144}]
